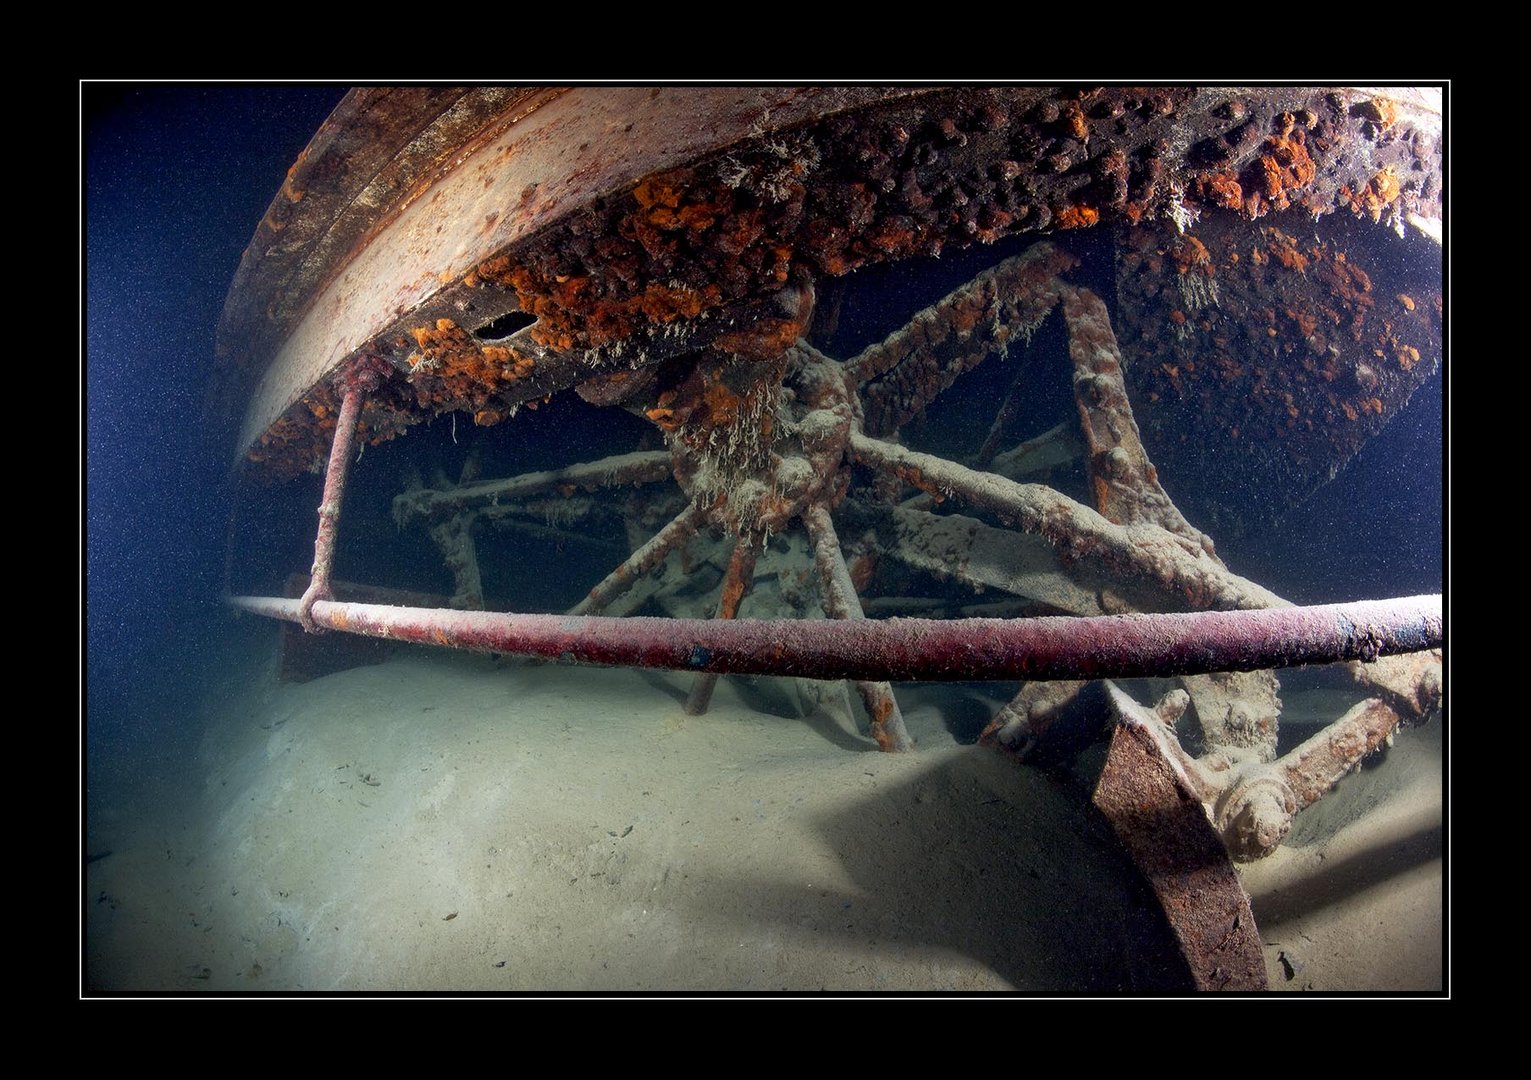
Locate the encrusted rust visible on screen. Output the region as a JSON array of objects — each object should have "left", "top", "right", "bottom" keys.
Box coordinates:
[
  {"left": 296, "top": 368, "right": 376, "bottom": 632},
  {"left": 1115, "top": 211, "right": 1442, "bottom": 534},
  {"left": 1278, "top": 697, "right": 1401, "bottom": 811},
  {"left": 1094, "top": 683, "right": 1267, "bottom": 991},
  {"left": 393, "top": 451, "right": 673, "bottom": 527},
  {"left": 851, "top": 432, "right": 1287, "bottom": 614},
  {"left": 230, "top": 593, "right": 1443, "bottom": 685},
  {"left": 225, "top": 87, "right": 1441, "bottom": 482},
  {"left": 1062, "top": 282, "right": 1212, "bottom": 552},
  {"left": 402, "top": 317, "right": 538, "bottom": 426},
  {"left": 1212, "top": 695, "right": 1405, "bottom": 861},
  {"left": 854, "top": 244, "right": 1074, "bottom": 435}
]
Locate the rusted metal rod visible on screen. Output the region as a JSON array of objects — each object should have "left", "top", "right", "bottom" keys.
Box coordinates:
[
  {"left": 684, "top": 538, "right": 760, "bottom": 716},
  {"left": 850, "top": 431, "right": 1286, "bottom": 612},
  {"left": 1062, "top": 284, "right": 1211, "bottom": 549},
  {"left": 803, "top": 505, "right": 914, "bottom": 752},
  {"left": 1280, "top": 698, "right": 1403, "bottom": 813},
  {"left": 297, "top": 380, "right": 366, "bottom": 632},
  {"left": 568, "top": 501, "right": 707, "bottom": 616},
  {"left": 230, "top": 594, "right": 1442, "bottom": 684},
  {"left": 850, "top": 244, "right": 1073, "bottom": 436},
  {"left": 1214, "top": 696, "right": 1406, "bottom": 860},
  {"left": 393, "top": 450, "right": 673, "bottom": 526}
]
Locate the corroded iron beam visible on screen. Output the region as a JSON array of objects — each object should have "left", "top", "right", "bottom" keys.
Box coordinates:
[
  {"left": 852, "top": 244, "right": 1073, "bottom": 435},
  {"left": 1063, "top": 283, "right": 1211, "bottom": 550},
  {"left": 1095, "top": 682, "right": 1268, "bottom": 991},
  {"left": 1214, "top": 696, "right": 1407, "bottom": 861},
  {"left": 230, "top": 594, "right": 1441, "bottom": 684},
  {"left": 851, "top": 431, "right": 1286, "bottom": 612}
]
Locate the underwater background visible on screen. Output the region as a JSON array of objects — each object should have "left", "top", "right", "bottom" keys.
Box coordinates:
[{"left": 83, "top": 85, "right": 1445, "bottom": 993}]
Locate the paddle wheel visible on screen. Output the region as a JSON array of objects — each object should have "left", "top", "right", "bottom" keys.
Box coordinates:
[{"left": 217, "top": 86, "right": 1445, "bottom": 989}]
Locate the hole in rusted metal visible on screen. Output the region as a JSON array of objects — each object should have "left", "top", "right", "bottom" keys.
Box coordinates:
[{"left": 474, "top": 310, "right": 536, "bottom": 339}]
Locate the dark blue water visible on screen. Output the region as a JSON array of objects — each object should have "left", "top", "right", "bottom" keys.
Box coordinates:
[{"left": 85, "top": 85, "right": 346, "bottom": 752}]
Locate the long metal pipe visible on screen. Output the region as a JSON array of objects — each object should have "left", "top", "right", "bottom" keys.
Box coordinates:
[{"left": 231, "top": 593, "right": 1442, "bottom": 684}]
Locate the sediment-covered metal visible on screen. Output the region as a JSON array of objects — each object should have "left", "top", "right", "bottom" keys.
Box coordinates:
[
  {"left": 568, "top": 502, "right": 707, "bottom": 617},
  {"left": 393, "top": 450, "right": 672, "bottom": 526},
  {"left": 1213, "top": 695, "right": 1406, "bottom": 860},
  {"left": 850, "top": 432, "right": 1286, "bottom": 612},
  {"left": 428, "top": 515, "right": 484, "bottom": 611},
  {"left": 1349, "top": 649, "right": 1442, "bottom": 721},
  {"left": 1063, "top": 283, "right": 1212, "bottom": 551},
  {"left": 1094, "top": 683, "right": 1268, "bottom": 991},
  {"left": 803, "top": 505, "right": 913, "bottom": 751},
  {"left": 230, "top": 594, "right": 1441, "bottom": 684},
  {"left": 845, "top": 502, "right": 1106, "bottom": 617},
  {"left": 1279, "top": 697, "right": 1403, "bottom": 812}
]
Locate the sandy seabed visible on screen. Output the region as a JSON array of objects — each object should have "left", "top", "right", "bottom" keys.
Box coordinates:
[{"left": 84, "top": 618, "right": 1443, "bottom": 994}]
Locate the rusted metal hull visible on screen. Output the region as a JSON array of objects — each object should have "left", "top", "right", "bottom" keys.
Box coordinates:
[
  {"left": 223, "top": 87, "right": 927, "bottom": 466},
  {"left": 218, "top": 87, "right": 1442, "bottom": 480}
]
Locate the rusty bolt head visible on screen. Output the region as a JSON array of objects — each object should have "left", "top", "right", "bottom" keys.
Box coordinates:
[{"left": 1218, "top": 775, "right": 1298, "bottom": 861}]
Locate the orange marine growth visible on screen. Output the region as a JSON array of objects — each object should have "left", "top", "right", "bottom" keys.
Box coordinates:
[
  {"left": 1248, "top": 131, "right": 1315, "bottom": 215},
  {"left": 406, "top": 318, "right": 537, "bottom": 416},
  {"left": 1341, "top": 167, "right": 1403, "bottom": 223},
  {"left": 1055, "top": 205, "right": 1100, "bottom": 230}
]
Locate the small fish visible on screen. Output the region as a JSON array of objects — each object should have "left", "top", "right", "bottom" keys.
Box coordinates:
[{"left": 443, "top": 911, "right": 458, "bottom": 921}]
